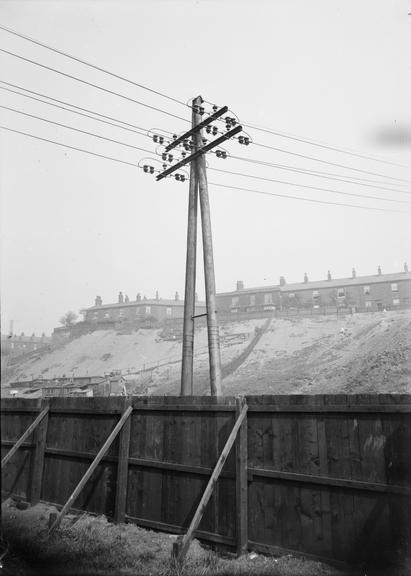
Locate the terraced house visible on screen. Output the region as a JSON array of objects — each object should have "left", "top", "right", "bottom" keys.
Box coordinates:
[{"left": 216, "top": 264, "right": 411, "bottom": 315}]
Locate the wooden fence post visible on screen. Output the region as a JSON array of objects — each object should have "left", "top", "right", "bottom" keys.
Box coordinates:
[
  {"left": 114, "top": 397, "right": 132, "bottom": 523},
  {"left": 236, "top": 397, "right": 248, "bottom": 555},
  {"left": 30, "top": 398, "right": 50, "bottom": 505}
]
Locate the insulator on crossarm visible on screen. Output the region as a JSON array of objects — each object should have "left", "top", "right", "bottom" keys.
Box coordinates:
[
  {"left": 206, "top": 126, "right": 211, "bottom": 134},
  {"left": 244, "top": 137, "right": 250, "bottom": 146},
  {"left": 153, "top": 135, "right": 158, "bottom": 143},
  {"left": 212, "top": 126, "right": 218, "bottom": 135},
  {"left": 173, "top": 134, "right": 178, "bottom": 140},
  {"left": 143, "top": 165, "right": 149, "bottom": 172},
  {"left": 180, "top": 175, "right": 186, "bottom": 182},
  {"left": 238, "top": 136, "right": 244, "bottom": 144},
  {"left": 163, "top": 163, "right": 167, "bottom": 169},
  {"left": 216, "top": 150, "right": 221, "bottom": 158},
  {"left": 212, "top": 105, "right": 218, "bottom": 112},
  {"left": 202, "top": 138, "right": 207, "bottom": 146},
  {"left": 199, "top": 106, "right": 205, "bottom": 115},
  {"left": 181, "top": 151, "right": 186, "bottom": 158},
  {"left": 149, "top": 166, "right": 155, "bottom": 174},
  {"left": 222, "top": 151, "right": 227, "bottom": 159},
  {"left": 159, "top": 137, "right": 164, "bottom": 144},
  {"left": 168, "top": 154, "right": 173, "bottom": 162},
  {"left": 175, "top": 174, "right": 181, "bottom": 181},
  {"left": 162, "top": 153, "right": 167, "bottom": 161}
]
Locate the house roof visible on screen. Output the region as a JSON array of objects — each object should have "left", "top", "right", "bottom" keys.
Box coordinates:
[
  {"left": 81, "top": 299, "right": 206, "bottom": 313},
  {"left": 218, "top": 271, "right": 411, "bottom": 296}
]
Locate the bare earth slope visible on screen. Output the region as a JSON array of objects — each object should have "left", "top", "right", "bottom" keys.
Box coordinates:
[{"left": 3, "top": 311, "right": 410, "bottom": 394}]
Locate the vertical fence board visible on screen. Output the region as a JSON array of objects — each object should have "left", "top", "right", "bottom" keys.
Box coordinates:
[
  {"left": 30, "top": 399, "right": 49, "bottom": 504},
  {"left": 114, "top": 398, "right": 131, "bottom": 523}
]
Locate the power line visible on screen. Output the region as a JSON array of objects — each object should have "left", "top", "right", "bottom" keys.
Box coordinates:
[
  {"left": 208, "top": 182, "right": 411, "bottom": 215},
  {"left": 0, "top": 23, "right": 188, "bottom": 108},
  {"left": 209, "top": 167, "right": 411, "bottom": 205},
  {"left": 0, "top": 105, "right": 155, "bottom": 154},
  {"left": 228, "top": 155, "right": 411, "bottom": 196},
  {"left": 2, "top": 123, "right": 408, "bottom": 215},
  {"left": 0, "top": 48, "right": 190, "bottom": 123},
  {"left": 0, "top": 125, "right": 141, "bottom": 168},
  {"left": 249, "top": 141, "right": 411, "bottom": 184},
  {"left": 242, "top": 121, "right": 411, "bottom": 171},
  {"left": 0, "top": 83, "right": 151, "bottom": 139}
]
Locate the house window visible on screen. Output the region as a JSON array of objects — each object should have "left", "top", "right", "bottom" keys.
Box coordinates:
[
  {"left": 166, "top": 307, "right": 172, "bottom": 317},
  {"left": 313, "top": 304, "right": 320, "bottom": 309},
  {"left": 365, "top": 301, "right": 372, "bottom": 308},
  {"left": 264, "top": 293, "right": 272, "bottom": 305},
  {"left": 231, "top": 296, "right": 239, "bottom": 306},
  {"left": 104, "top": 312, "right": 110, "bottom": 319},
  {"left": 391, "top": 283, "right": 398, "bottom": 292},
  {"left": 337, "top": 288, "right": 345, "bottom": 298},
  {"left": 393, "top": 298, "right": 400, "bottom": 306},
  {"left": 288, "top": 293, "right": 295, "bottom": 299},
  {"left": 312, "top": 290, "right": 319, "bottom": 300},
  {"left": 145, "top": 306, "right": 151, "bottom": 315},
  {"left": 249, "top": 295, "right": 256, "bottom": 306},
  {"left": 118, "top": 309, "right": 125, "bottom": 318}
]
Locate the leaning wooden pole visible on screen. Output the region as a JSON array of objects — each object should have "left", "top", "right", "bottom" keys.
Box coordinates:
[
  {"left": 194, "top": 96, "right": 222, "bottom": 396},
  {"left": 1, "top": 406, "right": 49, "bottom": 469},
  {"left": 180, "top": 104, "right": 200, "bottom": 396}
]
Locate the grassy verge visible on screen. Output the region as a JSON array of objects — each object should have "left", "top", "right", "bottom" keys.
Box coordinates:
[{"left": 1, "top": 498, "right": 347, "bottom": 576}]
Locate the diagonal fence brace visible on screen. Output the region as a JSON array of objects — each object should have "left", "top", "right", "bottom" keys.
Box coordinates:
[
  {"left": 48, "top": 404, "right": 133, "bottom": 532},
  {"left": 173, "top": 399, "right": 248, "bottom": 564},
  {"left": 1, "top": 406, "right": 49, "bottom": 469}
]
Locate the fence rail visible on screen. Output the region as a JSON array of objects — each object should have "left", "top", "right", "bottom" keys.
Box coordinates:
[{"left": 1, "top": 394, "right": 411, "bottom": 568}]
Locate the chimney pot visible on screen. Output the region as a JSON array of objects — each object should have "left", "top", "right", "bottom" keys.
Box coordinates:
[
  {"left": 327, "top": 270, "right": 332, "bottom": 281},
  {"left": 118, "top": 291, "right": 124, "bottom": 304},
  {"left": 175, "top": 291, "right": 179, "bottom": 301},
  {"left": 404, "top": 262, "right": 409, "bottom": 273},
  {"left": 136, "top": 293, "right": 141, "bottom": 301},
  {"left": 304, "top": 273, "right": 308, "bottom": 283},
  {"left": 279, "top": 276, "right": 286, "bottom": 286},
  {"left": 155, "top": 291, "right": 159, "bottom": 300},
  {"left": 236, "top": 280, "right": 244, "bottom": 291},
  {"left": 378, "top": 265, "right": 382, "bottom": 275},
  {"left": 352, "top": 268, "right": 356, "bottom": 279}
]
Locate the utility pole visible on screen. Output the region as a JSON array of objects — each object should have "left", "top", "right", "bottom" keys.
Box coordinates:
[
  {"left": 153, "top": 96, "right": 243, "bottom": 396},
  {"left": 180, "top": 104, "right": 199, "bottom": 395},
  {"left": 192, "top": 97, "right": 222, "bottom": 395}
]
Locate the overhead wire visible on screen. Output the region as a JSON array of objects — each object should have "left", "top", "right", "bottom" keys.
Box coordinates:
[
  {"left": 0, "top": 23, "right": 188, "bottom": 108},
  {"left": 0, "top": 105, "right": 155, "bottom": 154},
  {"left": 1, "top": 125, "right": 409, "bottom": 215},
  {"left": 208, "top": 167, "right": 411, "bottom": 204},
  {"left": 208, "top": 182, "right": 411, "bottom": 215},
  {"left": 0, "top": 48, "right": 190, "bottom": 123},
  {"left": 241, "top": 121, "right": 411, "bottom": 171},
  {"left": 227, "top": 155, "right": 411, "bottom": 195}
]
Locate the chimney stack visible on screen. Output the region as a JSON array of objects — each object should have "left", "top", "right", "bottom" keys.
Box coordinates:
[
  {"left": 352, "top": 268, "right": 356, "bottom": 279},
  {"left": 175, "top": 291, "right": 179, "bottom": 301},
  {"left": 155, "top": 290, "right": 159, "bottom": 300},
  {"left": 125, "top": 295, "right": 130, "bottom": 303},
  {"left": 136, "top": 293, "right": 141, "bottom": 301},
  {"left": 327, "top": 270, "right": 332, "bottom": 281},
  {"left": 304, "top": 273, "right": 308, "bottom": 283},
  {"left": 236, "top": 280, "right": 244, "bottom": 291},
  {"left": 378, "top": 265, "right": 382, "bottom": 275},
  {"left": 404, "top": 262, "right": 409, "bottom": 273},
  {"left": 95, "top": 296, "right": 102, "bottom": 306},
  {"left": 118, "top": 291, "right": 124, "bottom": 304},
  {"left": 279, "top": 276, "right": 286, "bottom": 286}
]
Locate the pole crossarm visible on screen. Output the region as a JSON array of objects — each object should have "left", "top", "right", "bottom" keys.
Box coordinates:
[
  {"left": 1, "top": 406, "right": 49, "bottom": 469},
  {"left": 164, "top": 106, "right": 228, "bottom": 152},
  {"left": 173, "top": 400, "right": 248, "bottom": 563},
  {"left": 48, "top": 405, "right": 133, "bottom": 532},
  {"left": 156, "top": 125, "right": 242, "bottom": 181}
]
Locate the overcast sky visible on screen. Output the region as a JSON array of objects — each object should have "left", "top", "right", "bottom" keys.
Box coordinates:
[{"left": 1, "top": 0, "right": 410, "bottom": 335}]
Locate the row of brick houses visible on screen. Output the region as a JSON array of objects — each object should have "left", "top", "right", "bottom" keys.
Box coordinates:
[
  {"left": 217, "top": 265, "right": 411, "bottom": 315},
  {"left": 78, "top": 265, "right": 411, "bottom": 327}
]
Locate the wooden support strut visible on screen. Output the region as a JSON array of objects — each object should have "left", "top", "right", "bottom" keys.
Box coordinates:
[
  {"left": 1, "top": 406, "right": 49, "bottom": 469},
  {"left": 173, "top": 399, "right": 248, "bottom": 564},
  {"left": 49, "top": 405, "right": 133, "bottom": 532}
]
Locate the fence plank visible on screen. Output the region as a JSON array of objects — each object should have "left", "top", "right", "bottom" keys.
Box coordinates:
[
  {"left": 1, "top": 406, "right": 49, "bottom": 469},
  {"left": 49, "top": 405, "right": 133, "bottom": 532},
  {"left": 114, "top": 398, "right": 132, "bottom": 523},
  {"left": 30, "top": 399, "right": 50, "bottom": 504},
  {"left": 235, "top": 397, "right": 248, "bottom": 555},
  {"left": 174, "top": 401, "right": 248, "bottom": 563}
]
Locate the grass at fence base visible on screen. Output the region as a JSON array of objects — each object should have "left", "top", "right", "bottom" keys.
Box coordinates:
[{"left": 1, "top": 498, "right": 345, "bottom": 576}]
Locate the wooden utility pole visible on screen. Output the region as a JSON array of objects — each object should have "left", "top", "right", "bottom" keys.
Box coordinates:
[
  {"left": 157, "top": 96, "right": 242, "bottom": 396},
  {"left": 180, "top": 104, "right": 199, "bottom": 395},
  {"left": 192, "top": 97, "right": 222, "bottom": 395}
]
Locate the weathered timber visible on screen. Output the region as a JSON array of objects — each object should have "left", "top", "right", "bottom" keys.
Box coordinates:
[
  {"left": 235, "top": 397, "right": 248, "bottom": 555},
  {"left": 30, "top": 399, "right": 50, "bottom": 504},
  {"left": 1, "top": 406, "right": 49, "bottom": 469},
  {"left": 114, "top": 398, "right": 132, "bottom": 522}
]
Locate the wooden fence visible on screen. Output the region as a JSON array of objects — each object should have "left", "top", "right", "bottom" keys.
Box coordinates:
[{"left": 1, "top": 395, "right": 411, "bottom": 568}]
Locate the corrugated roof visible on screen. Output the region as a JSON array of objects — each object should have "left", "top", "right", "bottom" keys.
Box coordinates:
[{"left": 218, "top": 272, "right": 411, "bottom": 296}]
